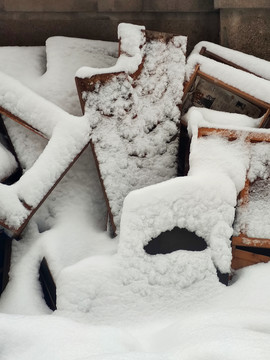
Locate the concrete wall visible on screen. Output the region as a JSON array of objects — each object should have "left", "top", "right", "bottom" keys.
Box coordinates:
[
  {"left": 0, "top": 0, "right": 219, "bottom": 55},
  {"left": 0, "top": 0, "right": 269, "bottom": 60},
  {"left": 215, "top": 0, "right": 270, "bottom": 60}
]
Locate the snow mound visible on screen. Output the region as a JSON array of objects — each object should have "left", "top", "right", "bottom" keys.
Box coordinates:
[{"left": 56, "top": 116, "right": 250, "bottom": 323}]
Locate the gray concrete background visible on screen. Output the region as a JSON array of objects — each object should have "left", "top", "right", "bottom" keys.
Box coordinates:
[{"left": 0, "top": 0, "right": 269, "bottom": 60}]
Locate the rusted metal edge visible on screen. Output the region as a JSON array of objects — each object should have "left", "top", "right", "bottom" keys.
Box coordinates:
[
  {"left": 198, "top": 126, "right": 270, "bottom": 257},
  {"left": 198, "top": 127, "right": 270, "bottom": 143},
  {"left": 0, "top": 106, "right": 48, "bottom": 139},
  {"left": 145, "top": 29, "right": 176, "bottom": 44},
  {"left": 232, "top": 235, "right": 270, "bottom": 249},
  {"left": 181, "top": 65, "right": 270, "bottom": 121},
  {"left": 259, "top": 108, "right": 270, "bottom": 128},
  {"left": 231, "top": 246, "right": 270, "bottom": 270},
  {"left": 182, "top": 64, "right": 200, "bottom": 101},
  {"left": 75, "top": 72, "right": 125, "bottom": 111}
]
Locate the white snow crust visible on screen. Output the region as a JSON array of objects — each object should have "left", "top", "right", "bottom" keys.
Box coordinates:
[
  {"left": 234, "top": 142, "right": 270, "bottom": 238},
  {"left": 0, "top": 36, "right": 117, "bottom": 229},
  {"left": 0, "top": 46, "right": 45, "bottom": 84},
  {"left": 191, "top": 41, "right": 270, "bottom": 80},
  {"left": 185, "top": 108, "right": 270, "bottom": 241},
  {"left": 76, "top": 24, "right": 144, "bottom": 78},
  {"left": 1, "top": 25, "right": 270, "bottom": 360},
  {"left": 118, "top": 131, "right": 249, "bottom": 275},
  {"left": 185, "top": 107, "right": 270, "bottom": 137},
  {"left": 183, "top": 106, "right": 262, "bottom": 130},
  {"left": 82, "top": 24, "right": 187, "bottom": 231},
  {"left": 0, "top": 73, "right": 91, "bottom": 228},
  {"left": 55, "top": 118, "right": 250, "bottom": 323}
]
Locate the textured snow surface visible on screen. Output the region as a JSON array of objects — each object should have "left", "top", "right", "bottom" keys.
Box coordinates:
[
  {"left": 185, "top": 108, "right": 270, "bottom": 240},
  {"left": 3, "top": 263, "right": 270, "bottom": 360},
  {"left": 83, "top": 24, "right": 187, "bottom": 231},
  {"left": 118, "top": 133, "right": 249, "bottom": 275},
  {"left": 55, "top": 122, "right": 250, "bottom": 320},
  {"left": 191, "top": 41, "right": 270, "bottom": 80},
  {"left": 234, "top": 142, "right": 270, "bottom": 239},
  {"left": 185, "top": 108, "right": 270, "bottom": 241},
  {"left": 1, "top": 26, "right": 270, "bottom": 360}
]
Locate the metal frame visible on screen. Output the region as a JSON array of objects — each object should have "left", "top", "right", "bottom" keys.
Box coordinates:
[
  {"left": 0, "top": 107, "right": 90, "bottom": 238},
  {"left": 76, "top": 29, "right": 184, "bottom": 236},
  {"left": 198, "top": 126, "right": 270, "bottom": 270}
]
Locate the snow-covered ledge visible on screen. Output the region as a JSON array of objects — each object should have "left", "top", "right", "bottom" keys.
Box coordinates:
[{"left": 215, "top": 0, "right": 270, "bottom": 8}]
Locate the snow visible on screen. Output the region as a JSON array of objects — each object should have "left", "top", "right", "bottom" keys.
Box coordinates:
[
  {"left": 0, "top": 143, "right": 17, "bottom": 181},
  {"left": 0, "top": 103, "right": 91, "bottom": 228},
  {"left": 2, "top": 263, "right": 270, "bottom": 359},
  {"left": 191, "top": 41, "right": 270, "bottom": 81},
  {"left": 234, "top": 142, "right": 270, "bottom": 239},
  {"left": 183, "top": 106, "right": 262, "bottom": 129},
  {"left": 33, "top": 36, "right": 118, "bottom": 115},
  {"left": 76, "top": 23, "right": 144, "bottom": 78},
  {"left": 0, "top": 46, "right": 45, "bottom": 84},
  {"left": 186, "top": 53, "right": 270, "bottom": 104},
  {"left": 185, "top": 108, "right": 270, "bottom": 241},
  {"left": 0, "top": 24, "right": 270, "bottom": 360},
  {"left": 110, "top": 130, "right": 248, "bottom": 277},
  {"left": 185, "top": 106, "right": 270, "bottom": 137},
  {"left": 0, "top": 36, "right": 118, "bottom": 230},
  {"left": 81, "top": 24, "right": 187, "bottom": 232}
]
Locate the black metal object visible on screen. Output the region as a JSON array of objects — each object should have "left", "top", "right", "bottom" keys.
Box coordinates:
[
  {"left": 178, "top": 123, "right": 190, "bottom": 176},
  {"left": 39, "top": 257, "right": 57, "bottom": 311},
  {"left": 216, "top": 269, "right": 229, "bottom": 286},
  {"left": 0, "top": 229, "right": 12, "bottom": 294},
  {"left": 0, "top": 114, "right": 23, "bottom": 184}
]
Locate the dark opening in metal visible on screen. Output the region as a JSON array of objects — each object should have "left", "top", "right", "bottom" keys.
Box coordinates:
[
  {"left": 144, "top": 227, "right": 208, "bottom": 255},
  {"left": 144, "top": 227, "right": 229, "bottom": 285}
]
